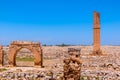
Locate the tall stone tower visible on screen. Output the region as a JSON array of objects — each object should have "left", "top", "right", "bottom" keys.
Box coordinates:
[{"left": 93, "top": 11, "right": 102, "bottom": 55}]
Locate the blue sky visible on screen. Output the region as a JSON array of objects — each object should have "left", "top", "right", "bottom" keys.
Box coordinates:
[{"left": 0, "top": 0, "right": 120, "bottom": 45}]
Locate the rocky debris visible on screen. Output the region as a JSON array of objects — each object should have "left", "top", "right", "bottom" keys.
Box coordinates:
[
  {"left": 1, "top": 46, "right": 120, "bottom": 79},
  {"left": 81, "top": 70, "right": 120, "bottom": 80},
  {"left": 0, "top": 69, "right": 63, "bottom": 80}
]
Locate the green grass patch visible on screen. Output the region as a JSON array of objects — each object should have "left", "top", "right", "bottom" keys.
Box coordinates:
[
  {"left": 0, "top": 68, "right": 7, "bottom": 72},
  {"left": 16, "top": 57, "right": 34, "bottom": 62}
]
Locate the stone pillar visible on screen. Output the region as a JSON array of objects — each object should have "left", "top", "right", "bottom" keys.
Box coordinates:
[
  {"left": 41, "top": 49, "right": 43, "bottom": 67},
  {"left": 0, "top": 46, "right": 3, "bottom": 66},
  {"left": 93, "top": 11, "right": 102, "bottom": 55},
  {"left": 63, "top": 48, "right": 82, "bottom": 80}
]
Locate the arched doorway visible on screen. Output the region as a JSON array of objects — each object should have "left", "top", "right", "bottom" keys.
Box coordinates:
[
  {"left": 8, "top": 41, "right": 43, "bottom": 67},
  {"left": 15, "top": 48, "right": 34, "bottom": 67}
]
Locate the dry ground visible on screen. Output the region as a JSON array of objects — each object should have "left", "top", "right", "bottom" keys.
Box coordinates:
[{"left": 2, "top": 46, "right": 120, "bottom": 69}]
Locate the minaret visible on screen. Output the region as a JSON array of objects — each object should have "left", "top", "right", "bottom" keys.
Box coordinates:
[{"left": 93, "top": 11, "right": 102, "bottom": 55}]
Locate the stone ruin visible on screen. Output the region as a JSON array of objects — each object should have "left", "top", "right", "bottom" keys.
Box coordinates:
[
  {"left": 0, "top": 46, "right": 3, "bottom": 66},
  {"left": 93, "top": 11, "right": 102, "bottom": 55},
  {"left": 0, "top": 41, "right": 43, "bottom": 67},
  {"left": 0, "top": 11, "right": 103, "bottom": 67},
  {"left": 63, "top": 48, "right": 82, "bottom": 80}
]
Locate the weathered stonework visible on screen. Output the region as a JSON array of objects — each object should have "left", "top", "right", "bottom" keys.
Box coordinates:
[
  {"left": 64, "top": 48, "right": 82, "bottom": 80},
  {"left": 0, "top": 46, "right": 3, "bottom": 66},
  {"left": 8, "top": 41, "right": 43, "bottom": 67},
  {"left": 93, "top": 11, "right": 102, "bottom": 55}
]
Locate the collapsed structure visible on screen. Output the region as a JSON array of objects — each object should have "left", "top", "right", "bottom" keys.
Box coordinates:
[{"left": 63, "top": 48, "right": 82, "bottom": 80}]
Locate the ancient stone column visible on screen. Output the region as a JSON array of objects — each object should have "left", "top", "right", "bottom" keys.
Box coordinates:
[
  {"left": 63, "top": 48, "right": 82, "bottom": 80},
  {"left": 93, "top": 11, "right": 102, "bottom": 55},
  {"left": 0, "top": 46, "right": 3, "bottom": 66}
]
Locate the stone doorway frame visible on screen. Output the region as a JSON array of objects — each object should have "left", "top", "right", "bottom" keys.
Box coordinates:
[{"left": 8, "top": 41, "right": 43, "bottom": 67}]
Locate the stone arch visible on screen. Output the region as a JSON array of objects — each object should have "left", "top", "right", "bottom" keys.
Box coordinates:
[
  {"left": 8, "top": 41, "right": 43, "bottom": 67},
  {"left": 14, "top": 47, "right": 35, "bottom": 66}
]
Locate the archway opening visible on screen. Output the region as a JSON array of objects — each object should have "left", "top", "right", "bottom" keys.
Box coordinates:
[{"left": 15, "top": 48, "right": 34, "bottom": 67}]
